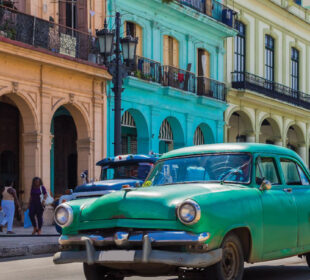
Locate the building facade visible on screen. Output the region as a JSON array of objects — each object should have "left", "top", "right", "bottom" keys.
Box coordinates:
[
  {"left": 0, "top": 0, "right": 110, "bottom": 204},
  {"left": 106, "top": 0, "right": 237, "bottom": 157},
  {"left": 225, "top": 0, "right": 310, "bottom": 165}
]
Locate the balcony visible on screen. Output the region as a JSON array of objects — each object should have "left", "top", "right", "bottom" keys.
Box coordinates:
[
  {"left": 162, "top": 65, "right": 196, "bottom": 93},
  {"left": 0, "top": 5, "right": 97, "bottom": 63},
  {"left": 130, "top": 56, "right": 226, "bottom": 102},
  {"left": 231, "top": 72, "right": 310, "bottom": 110},
  {"left": 177, "top": 0, "right": 237, "bottom": 28}
]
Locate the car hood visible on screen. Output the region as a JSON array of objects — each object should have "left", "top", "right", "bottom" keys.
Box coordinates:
[
  {"left": 74, "top": 179, "right": 142, "bottom": 193},
  {"left": 80, "top": 183, "right": 245, "bottom": 222}
]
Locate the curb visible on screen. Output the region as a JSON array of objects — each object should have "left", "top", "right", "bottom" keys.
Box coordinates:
[{"left": 0, "top": 243, "right": 59, "bottom": 258}]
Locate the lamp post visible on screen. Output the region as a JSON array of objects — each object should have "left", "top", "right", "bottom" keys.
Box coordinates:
[{"left": 96, "top": 13, "right": 138, "bottom": 156}]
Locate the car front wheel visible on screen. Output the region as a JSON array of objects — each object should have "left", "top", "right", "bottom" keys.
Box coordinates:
[
  {"left": 83, "top": 263, "right": 124, "bottom": 280},
  {"left": 204, "top": 233, "right": 244, "bottom": 280}
]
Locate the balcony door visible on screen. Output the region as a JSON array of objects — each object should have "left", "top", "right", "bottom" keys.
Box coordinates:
[
  {"left": 125, "top": 21, "right": 143, "bottom": 57},
  {"left": 265, "top": 35, "right": 275, "bottom": 89},
  {"left": 234, "top": 20, "right": 246, "bottom": 82},
  {"left": 197, "top": 48, "right": 210, "bottom": 96},
  {"left": 163, "top": 35, "right": 179, "bottom": 68},
  {"left": 59, "top": 0, "right": 87, "bottom": 32}
]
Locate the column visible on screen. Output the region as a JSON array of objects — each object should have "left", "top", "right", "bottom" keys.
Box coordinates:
[
  {"left": 77, "top": 138, "right": 93, "bottom": 185},
  {"left": 298, "top": 145, "right": 307, "bottom": 164},
  {"left": 246, "top": 133, "right": 256, "bottom": 143},
  {"left": 22, "top": 132, "right": 41, "bottom": 205}
]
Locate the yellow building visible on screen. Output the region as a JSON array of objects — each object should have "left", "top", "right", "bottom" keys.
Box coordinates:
[
  {"left": 225, "top": 0, "right": 310, "bottom": 165},
  {"left": 0, "top": 0, "right": 110, "bottom": 206}
]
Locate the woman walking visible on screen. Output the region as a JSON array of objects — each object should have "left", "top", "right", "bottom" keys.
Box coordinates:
[
  {"left": 0, "top": 183, "right": 21, "bottom": 234},
  {"left": 29, "top": 177, "right": 47, "bottom": 235}
]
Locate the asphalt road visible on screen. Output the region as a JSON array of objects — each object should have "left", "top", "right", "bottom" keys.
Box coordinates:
[{"left": 0, "top": 255, "right": 309, "bottom": 280}]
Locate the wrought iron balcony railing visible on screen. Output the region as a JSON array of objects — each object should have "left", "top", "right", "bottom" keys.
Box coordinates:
[
  {"left": 162, "top": 65, "right": 196, "bottom": 93},
  {"left": 0, "top": 5, "right": 97, "bottom": 63},
  {"left": 128, "top": 57, "right": 226, "bottom": 102},
  {"left": 197, "top": 76, "right": 227, "bottom": 101},
  {"left": 177, "top": 0, "right": 236, "bottom": 28},
  {"left": 132, "top": 56, "right": 161, "bottom": 84},
  {"left": 231, "top": 71, "right": 310, "bottom": 110}
]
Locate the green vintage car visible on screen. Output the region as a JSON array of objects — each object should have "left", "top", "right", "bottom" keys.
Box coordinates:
[{"left": 53, "top": 143, "right": 310, "bottom": 280}]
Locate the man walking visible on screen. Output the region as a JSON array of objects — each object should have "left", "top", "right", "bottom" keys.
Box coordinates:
[{"left": 0, "top": 183, "right": 21, "bottom": 234}]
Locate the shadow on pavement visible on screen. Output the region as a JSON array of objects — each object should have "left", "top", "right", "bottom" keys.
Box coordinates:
[{"left": 244, "top": 265, "right": 310, "bottom": 280}]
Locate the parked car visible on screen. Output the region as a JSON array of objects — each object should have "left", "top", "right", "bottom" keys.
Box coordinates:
[
  {"left": 53, "top": 143, "right": 310, "bottom": 280},
  {"left": 54, "top": 154, "right": 157, "bottom": 233}
]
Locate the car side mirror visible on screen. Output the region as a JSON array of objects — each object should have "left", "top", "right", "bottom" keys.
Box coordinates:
[{"left": 259, "top": 180, "right": 272, "bottom": 191}]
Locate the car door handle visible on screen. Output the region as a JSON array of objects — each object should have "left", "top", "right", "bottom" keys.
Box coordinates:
[{"left": 283, "top": 188, "right": 293, "bottom": 193}]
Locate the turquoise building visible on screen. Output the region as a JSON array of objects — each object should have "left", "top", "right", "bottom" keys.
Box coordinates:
[{"left": 107, "top": 0, "right": 237, "bottom": 156}]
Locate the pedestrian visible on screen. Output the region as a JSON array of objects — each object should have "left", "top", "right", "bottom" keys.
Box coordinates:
[
  {"left": 0, "top": 183, "right": 21, "bottom": 234},
  {"left": 29, "top": 177, "right": 47, "bottom": 235}
]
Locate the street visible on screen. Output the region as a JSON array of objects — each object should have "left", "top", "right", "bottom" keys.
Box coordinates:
[{"left": 0, "top": 255, "right": 309, "bottom": 280}]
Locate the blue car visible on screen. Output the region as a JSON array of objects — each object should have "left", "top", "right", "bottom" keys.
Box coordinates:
[{"left": 55, "top": 154, "right": 157, "bottom": 233}]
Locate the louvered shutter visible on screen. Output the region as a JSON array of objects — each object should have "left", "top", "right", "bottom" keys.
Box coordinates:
[
  {"left": 163, "top": 35, "right": 169, "bottom": 65},
  {"left": 77, "top": 0, "right": 88, "bottom": 32},
  {"left": 206, "top": 0, "right": 212, "bottom": 16},
  {"left": 173, "top": 38, "right": 179, "bottom": 68},
  {"left": 136, "top": 24, "right": 143, "bottom": 56},
  {"left": 59, "top": 0, "right": 66, "bottom": 26},
  {"left": 204, "top": 50, "right": 210, "bottom": 78}
]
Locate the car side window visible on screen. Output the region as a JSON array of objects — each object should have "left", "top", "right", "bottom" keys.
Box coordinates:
[
  {"left": 297, "top": 165, "right": 310, "bottom": 186},
  {"left": 280, "top": 159, "right": 305, "bottom": 186},
  {"left": 256, "top": 157, "right": 280, "bottom": 185}
]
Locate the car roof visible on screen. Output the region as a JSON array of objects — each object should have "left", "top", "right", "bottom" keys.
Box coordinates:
[
  {"left": 160, "top": 143, "right": 301, "bottom": 161},
  {"left": 96, "top": 154, "right": 158, "bottom": 166}
]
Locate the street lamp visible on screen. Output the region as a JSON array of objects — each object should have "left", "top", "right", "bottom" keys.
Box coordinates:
[
  {"left": 96, "top": 21, "right": 115, "bottom": 64},
  {"left": 96, "top": 13, "right": 138, "bottom": 156},
  {"left": 121, "top": 35, "right": 138, "bottom": 67}
]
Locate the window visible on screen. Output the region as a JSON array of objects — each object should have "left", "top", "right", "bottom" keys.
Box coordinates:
[
  {"left": 265, "top": 35, "right": 275, "bottom": 86},
  {"left": 234, "top": 21, "right": 246, "bottom": 78},
  {"left": 291, "top": 48, "right": 299, "bottom": 92},
  {"left": 125, "top": 22, "right": 143, "bottom": 57},
  {"left": 280, "top": 159, "right": 310, "bottom": 185},
  {"left": 163, "top": 35, "right": 179, "bottom": 68},
  {"left": 256, "top": 157, "right": 280, "bottom": 185}
]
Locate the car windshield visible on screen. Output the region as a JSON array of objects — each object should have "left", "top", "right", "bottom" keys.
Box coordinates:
[
  {"left": 101, "top": 162, "right": 154, "bottom": 181},
  {"left": 146, "top": 153, "right": 251, "bottom": 186}
]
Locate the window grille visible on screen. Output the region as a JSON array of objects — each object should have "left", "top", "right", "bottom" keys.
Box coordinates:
[
  {"left": 194, "top": 127, "right": 205, "bottom": 145},
  {"left": 121, "top": 111, "right": 136, "bottom": 128},
  {"left": 159, "top": 119, "right": 173, "bottom": 142}
]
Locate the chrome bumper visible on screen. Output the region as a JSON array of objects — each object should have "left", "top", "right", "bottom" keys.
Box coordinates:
[
  {"left": 59, "top": 230, "right": 210, "bottom": 247},
  {"left": 54, "top": 231, "right": 221, "bottom": 268}
]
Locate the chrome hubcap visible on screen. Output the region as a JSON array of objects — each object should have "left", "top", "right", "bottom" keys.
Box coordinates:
[{"left": 221, "top": 241, "right": 239, "bottom": 280}]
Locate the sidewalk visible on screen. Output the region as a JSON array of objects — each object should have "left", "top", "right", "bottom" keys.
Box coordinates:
[{"left": 0, "top": 226, "right": 60, "bottom": 258}]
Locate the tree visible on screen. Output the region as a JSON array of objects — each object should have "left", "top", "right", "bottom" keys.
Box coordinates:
[{"left": 162, "top": 0, "right": 174, "bottom": 3}]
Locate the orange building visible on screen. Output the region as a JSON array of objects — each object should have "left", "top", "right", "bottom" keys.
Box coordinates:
[{"left": 0, "top": 0, "right": 110, "bottom": 206}]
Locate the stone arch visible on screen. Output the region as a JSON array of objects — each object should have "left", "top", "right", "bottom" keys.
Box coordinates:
[
  {"left": 51, "top": 102, "right": 91, "bottom": 191},
  {"left": 285, "top": 122, "right": 305, "bottom": 149},
  {"left": 258, "top": 116, "right": 282, "bottom": 145},
  {"left": 0, "top": 92, "right": 38, "bottom": 203},
  {"left": 0, "top": 92, "right": 38, "bottom": 133},
  {"left": 194, "top": 123, "right": 215, "bottom": 145},
  {"left": 227, "top": 108, "right": 254, "bottom": 143},
  {"left": 159, "top": 116, "right": 185, "bottom": 153},
  {"left": 121, "top": 109, "right": 149, "bottom": 154},
  {"left": 51, "top": 102, "right": 90, "bottom": 140}
]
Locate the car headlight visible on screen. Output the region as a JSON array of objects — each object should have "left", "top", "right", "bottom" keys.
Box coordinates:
[
  {"left": 177, "top": 199, "right": 201, "bottom": 225},
  {"left": 54, "top": 204, "right": 73, "bottom": 228}
]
